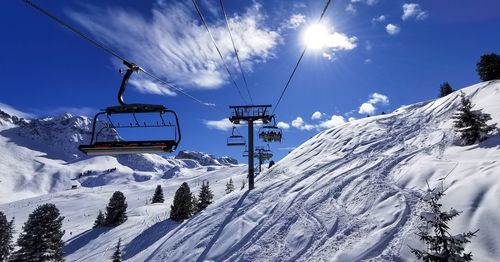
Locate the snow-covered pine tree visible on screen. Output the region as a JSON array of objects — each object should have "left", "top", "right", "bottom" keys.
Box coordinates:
[
  {"left": 0, "top": 211, "right": 14, "bottom": 261},
  {"left": 93, "top": 210, "right": 105, "bottom": 228},
  {"left": 439, "top": 81, "right": 454, "bottom": 97},
  {"left": 151, "top": 185, "right": 165, "bottom": 203},
  {"left": 411, "top": 188, "right": 478, "bottom": 261},
  {"left": 111, "top": 238, "right": 122, "bottom": 262},
  {"left": 191, "top": 194, "right": 200, "bottom": 215},
  {"left": 197, "top": 181, "right": 214, "bottom": 211},
  {"left": 104, "top": 191, "right": 128, "bottom": 227},
  {"left": 225, "top": 178, "right": 235, "bottom": 194},
  {"left": 240, "top": 180, "right": 246, "bottom": 191},
  {"left": 11, "top": 203, "right": 65, "bottom": 262},
  {"left": 268, "top": 160, "right": 276, "bottom": 168},
  {"left": 170, "top": 182, "right": 193, "bottom": 221},
  {"left": 452, "top": 92, "right": 497, "bottom": 145}
]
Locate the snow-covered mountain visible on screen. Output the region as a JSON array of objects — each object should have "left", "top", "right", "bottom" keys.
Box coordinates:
[
  {"left": 1, "top": 81, "right": 500, "bottom": 261},
  {"left": 0, "top": 110, "right": 238, "bottom": 203}
]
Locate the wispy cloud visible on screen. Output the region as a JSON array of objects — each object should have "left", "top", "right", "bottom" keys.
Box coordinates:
[
  {"left": 386, "top": 24, "right": 401, "bottom": 35},
  {"left": 372, "top": 15, "right": 386, "bottom": 23},
  {"left": 351, "top": 0, "right": 379, "bottom": 6},
  {"left": 402, "top": 3, "right": 429, "bottom": 21},
  {"left": 68, "top": 2, "right": 280, "bottom": 94},
  {"left": 281, "top": 14, "right": 306, "bottom": 30},
  {"left": 203, "top": 118, "right": 233, "bottom": 131},
  {"left": 346, "top": 4, "right": 357, "bottom": 14}
]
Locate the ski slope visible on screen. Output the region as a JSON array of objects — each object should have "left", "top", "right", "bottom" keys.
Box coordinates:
[{"left": 1, "top": 80, "right": 500, "bottom": 261}]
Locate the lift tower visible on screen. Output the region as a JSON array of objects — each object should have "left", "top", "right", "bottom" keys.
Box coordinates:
[{"left": 229, "top": 105, "right": 272, "bottom": 190}]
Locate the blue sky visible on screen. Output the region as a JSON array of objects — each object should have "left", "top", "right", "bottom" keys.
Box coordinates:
[{"left": 1, "top": 0, "right": 499, "bottom": 162}]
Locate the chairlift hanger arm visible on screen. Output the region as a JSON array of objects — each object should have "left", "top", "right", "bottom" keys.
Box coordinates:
[{"left": 118, "top": 60, "right": 141, "bottom": 106}]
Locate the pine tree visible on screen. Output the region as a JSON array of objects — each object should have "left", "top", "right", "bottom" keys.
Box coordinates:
[
  {"left": 476, "top": 53, "right": 500, "bottom": 81},
  {"left": 170, "top": 182, "right": 193, "bottom": 221},
  {"left": 191, "top": 193, "right": 200, "bottom": 215},
  {"left": 111, "top": 238, "right": 122, "bottom": 262},
  {"left": 93, "top": 210, "right": 105, "bottom": 228},
  {"left": 411, "top": 188, "right": 478, "bottom": 261},
  {"left": 225, "top": 178, "right": 235, "bottom": 194},
  {"left": 104, "top": 191, "right": 128, "bottom": 227},
  {"left": 240, "top": 180, "right": 246, "bottom": 191},
  {"left": 197, "top": 181, "right": 214, "bottom": 211},
  {"left": 268, "top": 160, "right": 276, "bottom": 168},
  {"left": 452, "top": 92, "right": 497, "bottom": 145},
  {"left": 0, "top": 211, "right": 14, "bottom": 261},
  {"left": 151, "top": 185, "right": 165, "bottom": 203},
  {"left": 11, "top": 203, "right": 65, "bottom": 262},
  {"left": 439, "top": 81, "right": 454, "bottom": 97}
]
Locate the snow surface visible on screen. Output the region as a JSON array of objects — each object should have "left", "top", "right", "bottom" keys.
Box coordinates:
[{"left": 1, "top": 80, "right": 500, "bottom": 261}]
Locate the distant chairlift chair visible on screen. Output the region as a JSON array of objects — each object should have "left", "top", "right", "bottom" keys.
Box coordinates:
[
  {"left": 227, "top": 126, "right": 246, "bottom": 147},
  {"left": 78, "top": 61, "right": 181, "bottom": 156},
  {"left": 258, "top": 115, "right": 282, "bottom": 143}
]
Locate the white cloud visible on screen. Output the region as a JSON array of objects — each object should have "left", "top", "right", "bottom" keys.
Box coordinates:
[
  {"left": 277, "top": 121, "right": 290, "bottom": 129},
  {"left": 291, "top": 117, "right": 314, "bottom": 131},
  {"left": 68, "top": 2, "right": 280, "bottom": 93},
  {"left": 364, "top": 58, "right": 372, "bottom": 63},
  {"left": 346, "top": 4, "right": 357, "bottom": 14},
  {"left": 320, "top": 29, "right": 358, "bottom": 60},
  {"left": 358, "top": 92, "right": 389, "bottom": 115},
  {"left": 359, "top": 103, "right": 376, "bottom": 114},
  {"left": 348, "top": 117, "right": 357, "bottom": 122},
  {"left": 318, "top": 115, "right": 346, "bottom": 129},
  {"left": 203, "top": 118, "right": 233, "bottom": 131},
  {"left": 282, "top": 14, "right": 306, "bottom": 29},
  {"left": 291, "top": 117, "right": 305, "bottom": 128},
  {"left": 372, "top": 15, "right": 386, "bottom": 23},
  {"left": 325, "top": 32, "right": 358, "bottom": 50},
  {"left": 351, "top": 0, "right": 379, "bottom": 6},
  {"left": 129, "top": 79, "right": 177, "bottom": 96},
  {"left": 311, "top": 111, "right": 323, "bottom": 120},
  {"left": 402, "top": 3, "right": 429, "bottom": 21},
  {"left": 368, "top": 92, "right": 389, "bottom": 105},
  {"left": 386, "top": 24, "right": 401, "bottom": 35}
]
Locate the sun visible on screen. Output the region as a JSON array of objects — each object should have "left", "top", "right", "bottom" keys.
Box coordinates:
[{"left": 303, "top": 24, "right": 329, "bottom": 50}]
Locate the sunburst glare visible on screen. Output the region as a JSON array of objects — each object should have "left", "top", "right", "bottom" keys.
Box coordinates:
[{"left": 303, "top": 23, "right": 329, "bottom": 50}]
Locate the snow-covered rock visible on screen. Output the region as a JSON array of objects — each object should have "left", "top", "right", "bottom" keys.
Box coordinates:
[{"left": 175, "top": 150, "right": 238, "bottom": 166}]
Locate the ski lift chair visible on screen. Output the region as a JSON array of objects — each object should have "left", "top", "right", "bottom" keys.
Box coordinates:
[
  {"left": 258, "top": 115, "right": 282, "bottom": 143},
  {"left": 79, "top": 61, "right": 181, "bottom": 156},
  {"left": 227, "top": 127, "right": 246, "bottom": 146}
]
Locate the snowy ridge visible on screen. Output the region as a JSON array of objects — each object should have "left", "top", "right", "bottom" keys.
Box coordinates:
[
  {"left": 1, "top": 81, "right": 500, "bottom": 261},
  {"left": 0, "top": 109, "right": 240, "bottom": 203}
]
